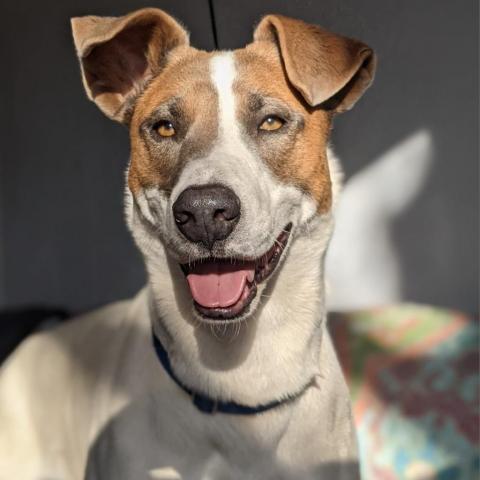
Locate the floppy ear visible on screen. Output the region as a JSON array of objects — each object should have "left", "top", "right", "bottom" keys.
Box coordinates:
[
  {"left": 71, "top": 8, "right": 189, "bottom": 123},
  {"left": 254, "top": 15, "right": 376, "bottom": 112}
]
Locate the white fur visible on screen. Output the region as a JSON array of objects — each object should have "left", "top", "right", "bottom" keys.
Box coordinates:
[
  {"left": 210, "top": 53, "right": 240, "bottom": 152},
  {"left": 0, "top": 51, "right": 358, "bottom": 479}
]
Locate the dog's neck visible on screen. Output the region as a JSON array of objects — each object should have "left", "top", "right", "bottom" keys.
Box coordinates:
[{"left": 147, "top": 215, "right": 332, "bottom": 406}]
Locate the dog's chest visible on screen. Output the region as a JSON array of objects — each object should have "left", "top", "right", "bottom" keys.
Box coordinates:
[
  {"left": 75, "top": 296, "right": 357, "bottom": 480},
  {"left": 85, "top": 381, "right": 295, "bottom": 480}
]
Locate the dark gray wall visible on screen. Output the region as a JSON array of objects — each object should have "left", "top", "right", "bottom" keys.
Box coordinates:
[{"left": 1, "top": 1, "right": 478, "bottom": 314}]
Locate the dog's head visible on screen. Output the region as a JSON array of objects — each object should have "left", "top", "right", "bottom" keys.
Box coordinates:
[{"left": 71, "top": 8, "right": 375, "bottom": 324}]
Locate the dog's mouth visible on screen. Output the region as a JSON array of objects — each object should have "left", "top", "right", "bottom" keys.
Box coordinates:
[{"left": 180, "top": 224, "right": 292, "bottom": 321}]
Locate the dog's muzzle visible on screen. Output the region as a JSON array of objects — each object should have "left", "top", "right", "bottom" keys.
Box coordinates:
[{"left": 172, "top": 183, "right": 292, "bottom": 322}]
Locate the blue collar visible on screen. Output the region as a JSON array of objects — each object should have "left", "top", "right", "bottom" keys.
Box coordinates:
[{"left": 152, "top": 332, "right": 310, "bottom": 415}]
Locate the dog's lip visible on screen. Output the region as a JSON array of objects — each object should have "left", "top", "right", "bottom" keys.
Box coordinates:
[{"left": 180, "top": 223, "right": 292, "bottom": 321}]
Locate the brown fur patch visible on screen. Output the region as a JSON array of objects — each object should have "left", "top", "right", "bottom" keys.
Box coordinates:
[
  {"left": 128, "top": 47, "right": 218, "bottom": 194},
  {"left": 253, "top": 14, "right": 376, "bottom": 111},
  {"left": 234, "top": 43, "right": 332, "bottom": 213}
]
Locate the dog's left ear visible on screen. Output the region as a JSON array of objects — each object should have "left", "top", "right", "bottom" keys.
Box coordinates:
[
  {"left": 71, "top": 8, "right": 189, "bottom": 123},
  {"left": 254, "top": 15, "right": 376, "bottom": 112}
]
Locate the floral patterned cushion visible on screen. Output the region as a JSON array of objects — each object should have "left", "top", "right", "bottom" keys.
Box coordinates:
[{"left": 329, "top": 305, "right": 479, "bottom": 480}]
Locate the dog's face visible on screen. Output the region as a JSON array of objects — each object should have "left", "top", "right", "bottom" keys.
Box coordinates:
[{"left": 71, "top": 9, "right": 375, "bottom": 324}]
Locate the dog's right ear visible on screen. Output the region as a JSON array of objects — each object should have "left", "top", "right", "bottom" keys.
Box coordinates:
[{"left": 71, "top": 8, "right": 189, "bottom": 123}]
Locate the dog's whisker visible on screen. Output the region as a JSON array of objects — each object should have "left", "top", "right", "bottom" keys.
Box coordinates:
[
  {"left": 232, "top": 321, "right": 241, "bottom": 340},
  {"left": 210, "top": 323, "right": 222, "bottom": 340}
]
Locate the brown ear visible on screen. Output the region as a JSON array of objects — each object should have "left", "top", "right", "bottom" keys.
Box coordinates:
[
  {"left": 71, "top": 8, "right": 189, "bottom": 122},
  {"left": 254, "top": 15, "right": 376, "bottom": 112}
]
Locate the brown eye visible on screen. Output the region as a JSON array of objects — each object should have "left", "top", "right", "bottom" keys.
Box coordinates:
[
  {"left": 155, "top": 120, "right": 176, "bottom": 137},
  {"left": 259, "top": 115, "right": 285, "bottom": 131}
]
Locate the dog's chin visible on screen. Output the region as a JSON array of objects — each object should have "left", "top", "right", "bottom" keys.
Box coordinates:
[{"left": 178, "top": 223, "right": 292, "bottom": 324}]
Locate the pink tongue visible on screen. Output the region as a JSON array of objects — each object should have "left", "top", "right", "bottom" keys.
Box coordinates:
[{"left": 187, "top": 262, "right": 255, "bottom": 308}]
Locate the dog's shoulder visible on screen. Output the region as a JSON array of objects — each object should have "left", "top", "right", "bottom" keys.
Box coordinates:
[
  {"left": 2, "top": 297, "right": 131, "bottom": 375},
  {"left": 0, "top": 290, "right": 152, "bottom": 402},
  {"left": 0, "top": 291, "right": 150, "bottom": 477}
]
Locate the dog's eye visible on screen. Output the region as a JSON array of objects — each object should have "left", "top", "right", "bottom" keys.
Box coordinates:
[
  {"left": 259, "top": 115, "right": 285, "bottom": 132},
  {"left": 154, "top": 120, "right": 176, "bottom": 137}
]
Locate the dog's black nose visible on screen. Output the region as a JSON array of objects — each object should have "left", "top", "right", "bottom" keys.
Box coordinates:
[{"left": 172, "top": 184, "right": 241, "bottom": 249}]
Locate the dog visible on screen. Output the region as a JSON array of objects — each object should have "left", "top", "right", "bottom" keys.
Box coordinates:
[{"left": 0, "top": 8, "right": 376, "bottom": 479}]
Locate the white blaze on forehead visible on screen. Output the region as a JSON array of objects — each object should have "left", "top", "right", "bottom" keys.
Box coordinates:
[{"left": 210, "top": 52, "right": 246, "bottom": 153}]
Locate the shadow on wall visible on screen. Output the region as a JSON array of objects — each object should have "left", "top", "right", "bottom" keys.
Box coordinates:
[{"left": 326, "top": 130, "right": 434, "bottom": 311}]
